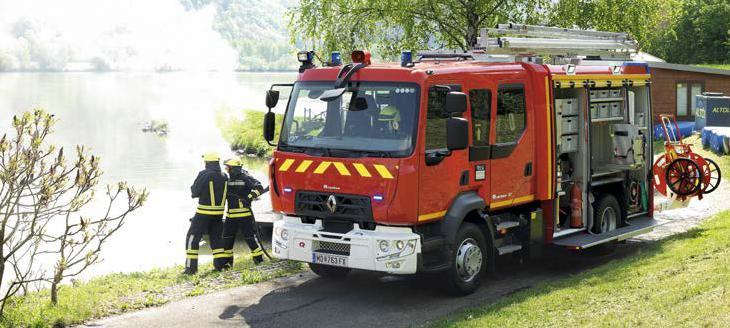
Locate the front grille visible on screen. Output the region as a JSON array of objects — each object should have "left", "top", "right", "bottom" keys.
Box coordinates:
[
  {"left": 295, "top": 191, "right": 373, "bottom": 222},
  {"left": 313, "top": 240, "right": 351, "bottom": 256}
]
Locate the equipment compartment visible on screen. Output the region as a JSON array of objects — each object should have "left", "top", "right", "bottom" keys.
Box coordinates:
[{"left": 561, "top": 117, "right": 579, "bottom": 134}]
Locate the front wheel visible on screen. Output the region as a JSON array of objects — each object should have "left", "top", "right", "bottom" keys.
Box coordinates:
[
  {"left": 308, "top": 263, "right": 351, "bottom": 279},
  {"left": 444, "top": 222, "right": 489, "bottom": 295}
]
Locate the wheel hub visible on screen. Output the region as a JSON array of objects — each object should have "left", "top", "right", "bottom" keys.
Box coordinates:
[{"left": 456, "top": 238, "right": 483, "bottom": 282}]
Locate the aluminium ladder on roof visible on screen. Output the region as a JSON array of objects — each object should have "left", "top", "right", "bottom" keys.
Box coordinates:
[{"left": 476, "top": 23, "right": 639, "bottom": 59}]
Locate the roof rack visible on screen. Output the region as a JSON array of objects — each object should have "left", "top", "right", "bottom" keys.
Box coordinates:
[
  {"left": 476, "top": 23, "right": 638, "bottom": 59},
  {"left": 416, "top": 51, "right": 474, "bottom": 61}
]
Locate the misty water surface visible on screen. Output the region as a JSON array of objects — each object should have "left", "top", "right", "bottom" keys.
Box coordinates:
[{"left": 0, "top": 71, "right": 296, "bottom": 278}]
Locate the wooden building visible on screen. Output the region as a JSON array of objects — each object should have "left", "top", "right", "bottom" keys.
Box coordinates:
[{"left": 648, "top": 62, "right": 730, "bottom": 121}]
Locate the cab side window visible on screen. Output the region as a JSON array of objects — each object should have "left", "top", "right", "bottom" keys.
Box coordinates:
[
  {"left": 425, "top": 85, "right": 461, "bottom": 150},
  {"left": 495, "top": 84, "right": 526, "bottom": 144},
  {"left": 469, "top": 89, "right": 491, "bottom": 146}
]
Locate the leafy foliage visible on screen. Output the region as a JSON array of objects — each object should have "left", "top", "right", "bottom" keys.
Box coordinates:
[
  {"left": 216, "top": 108, "right": 283, "bottom": 157},
  {"left": 288, "top": 0, "right": 549, "bottom": 59}
]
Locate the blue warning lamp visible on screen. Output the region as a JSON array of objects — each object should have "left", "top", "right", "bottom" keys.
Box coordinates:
[
  {"left": 401, "top": 51, "right": 413, "bottom": 67},
  {"left": 330, "top": 52, "right": 342, "bottom": 66}
]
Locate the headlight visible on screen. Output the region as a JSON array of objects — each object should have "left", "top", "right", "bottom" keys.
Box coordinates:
[
  {"left": 274, "top": 227, "right": 289, "bottom": 241},
  {"left": 378, "top": 240, "right": 390, "bottom": 253},
  {"left": 395, "top": 240, "right": 404, "bottom": 251}
]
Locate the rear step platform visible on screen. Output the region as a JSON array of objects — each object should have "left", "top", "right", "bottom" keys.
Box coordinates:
[{"left": 552, "top": 216, "right": 668, "bottom": 249}]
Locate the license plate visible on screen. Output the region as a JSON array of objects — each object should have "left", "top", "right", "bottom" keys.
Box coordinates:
[{"left": 312, "top": 252, "right": 348, "bottom": 267}]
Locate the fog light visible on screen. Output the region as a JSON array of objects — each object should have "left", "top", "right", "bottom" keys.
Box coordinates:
[
  {"left": 378, "top": 240, "right": 390, "bottom": 253},
  {"left": 395, "top": 240, "right": 404, "bottom": 251}
]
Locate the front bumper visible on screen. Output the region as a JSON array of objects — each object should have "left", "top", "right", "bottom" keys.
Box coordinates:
[{"left": 271, "top": 216, "right": 421, "bottom": 274}]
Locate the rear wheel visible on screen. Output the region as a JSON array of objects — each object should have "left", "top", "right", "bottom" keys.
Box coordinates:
[
  {"left": 309, "top": 263, "right": 351, "bottom": 279},
  {"left": 444, "top": 222, "right": 489, "bottom": 295},
  {"left": 590, "top": 194, "right": 620, "bottom": 254}
]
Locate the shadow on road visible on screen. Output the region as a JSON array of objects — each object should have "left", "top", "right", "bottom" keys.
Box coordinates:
[{"left": 215, "top": 236, "right": 679, "bottom": 328}]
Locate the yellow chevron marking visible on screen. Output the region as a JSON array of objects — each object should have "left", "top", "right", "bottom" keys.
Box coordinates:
[
  {"left": 333, "top": 162, "right": 351, "bottom": 176},
  {"left": 313, "top": 161, "right": 332, "bottom": 174},
  {"left": 352, "top": 163, "right": 372, "bottom": 177},
  {"left": 295, "top": 160, "right": 313, "bottom": 173},
  {"left": 279, "top": 159, "right": 295, "bottom": 171},
  {"left": 373, "top": 164, "right": 394, "bottom": 179}
]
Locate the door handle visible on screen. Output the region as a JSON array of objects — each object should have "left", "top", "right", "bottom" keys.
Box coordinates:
[{"left": 524, "top": 162, "right": 533, "bottom": 176}]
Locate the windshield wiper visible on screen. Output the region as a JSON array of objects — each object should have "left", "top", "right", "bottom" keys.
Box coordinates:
[
  {"left": 361, "top": 150, "right": 392, "bottom": 158},
  {"left": 279, "top": 144, "right": 307, "bottom": 153}
]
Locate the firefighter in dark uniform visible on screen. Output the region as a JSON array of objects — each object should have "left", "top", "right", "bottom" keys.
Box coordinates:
[
  {"left": 184, "top": 152, "right": 229, "bottom": 275},
  {"left": 220, "top": 158, "right": 266, "bottom": 267}
]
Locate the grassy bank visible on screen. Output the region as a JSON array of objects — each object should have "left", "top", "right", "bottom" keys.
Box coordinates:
[
  {"left": 433, "top": 209, "right": 730, "bottom": 327},
  {"left": 216, "top": 108, "right": 283, "bottom": 157},
  {"left": 0, "top": 255, "right": 302, "bottom": 328}
]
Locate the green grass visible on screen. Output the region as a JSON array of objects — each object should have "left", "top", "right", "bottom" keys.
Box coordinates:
[
  {"left": 216, "top": 108, "right": 283, "bottom": 157},
  {"left": 433, "top": 209, "right": 730, "bottom": 328},
  {"left": 0, "top": 253, "right": 303, "bottom": 328}
]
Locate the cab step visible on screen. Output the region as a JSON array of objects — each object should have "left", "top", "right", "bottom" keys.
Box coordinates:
[
  {"left": 496, "top": 221, "right": 520, "bottom": 230},
  {"left": 497, "top": 244, "right": 523, "bottom": 255}
]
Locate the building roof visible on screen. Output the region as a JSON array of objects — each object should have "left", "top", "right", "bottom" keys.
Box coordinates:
[{"left": 648, "top": 62, "right": 730, "bottom": 77}]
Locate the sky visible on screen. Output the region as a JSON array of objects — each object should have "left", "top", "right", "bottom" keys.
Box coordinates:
[{"left": 0, "top": 0, "right": 237, "bottom": 71}]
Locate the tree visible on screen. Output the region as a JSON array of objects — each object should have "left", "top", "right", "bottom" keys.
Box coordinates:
[
  {"left": 288, "top": 0, "right": 549, "bottom": 58},
  {"left": 0, "top": 110, "right": 147, "bottom": 312},
  {"left": 548, "top": 0, "right": 680, "bottom": 56},
  {"left": 656, "top": 0, "right": 730, "bottom": 64}
]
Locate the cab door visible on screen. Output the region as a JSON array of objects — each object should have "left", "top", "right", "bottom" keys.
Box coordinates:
[
  {"left": 417, "top": 83, "right": 469, "bottom": 222},
  {"left": 489, "top": 81, "right": 535, "bottom": 209},
  {"left": 466, "top": 83, "right": 493, "bottom": 203}
]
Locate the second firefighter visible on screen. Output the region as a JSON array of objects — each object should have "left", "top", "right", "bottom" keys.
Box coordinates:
[{"left": 220, "top": 158, "right": 266, "bottom": 267}]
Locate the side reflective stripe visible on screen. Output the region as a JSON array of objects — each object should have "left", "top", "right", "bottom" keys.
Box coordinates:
[
  {"left": 228, "top": 213, "right": 253, "bottom": 218},
  {"left": 196, "top": 209, "right": 225, "bottom": 215},
  {"left": 333, "top": 162, "right": 351, "bottom": 176},
  {"left": 221, "top": 183, "right": 227, "bottom": 206},
  {"left": 197, "top": 205, "right": 225, "bottom": 210},
  {"left": 213, "top": 253, "right": 230, "bottom": 259},
  {"left": 296, "top": 160, "right": 313, "bottom": 173},
  {"left": 209, "top": 181, "right": 215, "bottom": 206},
  {"left": 313, "top": 161, "right": 332, "bottom": 174},
  {"left": 545, "top": 76, "right": 553, "bottom": 196},
  {"left": 373, "top": 164, "right": 394, "bottom": 179},
  {"left": 418, "top": 210, "right": 446, "bottom": 222},
  {"left": 229, "top": 208, "right": 251, "bottom": 213},
  {"left": 279, "top": 159, "right": 295, "bottom": 171},
  {"left": 186, "top": 254, "right": 199, "bottom": 259},
  {"left": 186, "top": 249, "right": 199, "bottom": 254},
  {"left": 352, "top": 163, "right": 372, "bottom": 177}
]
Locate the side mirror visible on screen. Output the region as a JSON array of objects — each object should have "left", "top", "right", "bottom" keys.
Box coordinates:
[
  {"left": 266, "top": 90, "right": 280, "bottom": 109},
  {"left": 447, "top": 117, "right": 469, "bottom": 151},
  {"left": 263, "top": 111, "right": 276, "bottom": 143},
  {"left": 445, "top": 91, "right": 467, "bottom": 114}
]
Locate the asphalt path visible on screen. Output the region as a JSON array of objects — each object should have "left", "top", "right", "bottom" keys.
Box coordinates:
[{"left": 83, "top": 243, "right": 646, "bottom": 328}]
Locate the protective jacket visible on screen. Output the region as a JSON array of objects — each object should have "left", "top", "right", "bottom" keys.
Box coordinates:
[
  {"left": 225, "top": 167, "right": 264, "bottom": 218},
  {"left": 191, "top": 162, "right": 228, "bottom": 216}
]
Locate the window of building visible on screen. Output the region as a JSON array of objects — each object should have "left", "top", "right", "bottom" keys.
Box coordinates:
[
  {"left": 469, "top": 89, "right": 491, "bottom": 146},
  {"left": 495, "top": 84, "right": 526, "bottom": 144},
  {"left": 676, "top": 81, "right": 705, "bottom": 117}
]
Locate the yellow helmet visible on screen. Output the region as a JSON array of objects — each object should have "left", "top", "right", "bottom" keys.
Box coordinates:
[
  {"left": 202, "top": 152, "right": 220, "bottom": 162},
  {"left": 378, "top": 105, "right": 400, "bottom": 122},
  {"left": 224, "top": 157, "right": 242, "bottom": 167}
]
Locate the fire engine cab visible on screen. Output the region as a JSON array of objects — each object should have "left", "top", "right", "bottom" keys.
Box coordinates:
[{"left": 261, "top": 24, "right": 697, "bottom": 294}]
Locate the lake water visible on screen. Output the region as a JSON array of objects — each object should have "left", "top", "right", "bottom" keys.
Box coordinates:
[{"left": 0, "top": 71, "right": 297, "bottom": 278}]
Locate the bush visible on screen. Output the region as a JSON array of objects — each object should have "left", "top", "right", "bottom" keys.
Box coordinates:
[{"left": 216, "top": 109, "right": 283, "bottom": 157}]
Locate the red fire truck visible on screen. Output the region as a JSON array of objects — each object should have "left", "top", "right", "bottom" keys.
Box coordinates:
[{"left": 260, "top": 25, "right": 704, "bottom": 294}]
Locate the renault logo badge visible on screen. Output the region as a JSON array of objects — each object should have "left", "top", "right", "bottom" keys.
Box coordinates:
[{"left": 326, "top": 195, "right": 338, "bottom": 213}]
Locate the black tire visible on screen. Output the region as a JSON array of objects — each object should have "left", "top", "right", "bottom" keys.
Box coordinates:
[
  {"left": 665, "top": 158, "right": 703, "bottom": 196},
  {"left": 589, "top": 194, "right": 621, "bottom": 254},
  {"left": 702, "top": 158, "right": 721, "bottom": 194},
  {"left": 443, "top": 222, "right": 490, "bottom": 295},
  {"left": 309, "top": 263, "right": 351, "bottom": 279}
]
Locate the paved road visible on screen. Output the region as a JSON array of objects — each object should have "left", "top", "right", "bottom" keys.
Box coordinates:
[{"left": 83, "top": 244, "right": 644, "bottom": 328}]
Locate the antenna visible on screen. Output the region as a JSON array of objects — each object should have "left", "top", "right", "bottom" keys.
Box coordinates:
[{"left": 476, "top": 23, "right": 638, "bottom": 59}]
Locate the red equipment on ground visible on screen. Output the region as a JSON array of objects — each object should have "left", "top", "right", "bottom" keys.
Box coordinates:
[{"left": 652, "top": 114, "right": 721, "bottom": 201}]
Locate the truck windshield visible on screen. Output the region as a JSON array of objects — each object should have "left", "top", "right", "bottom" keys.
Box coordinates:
[{"left": 279, "top": 82, "right": 419, "bottom": 157}]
